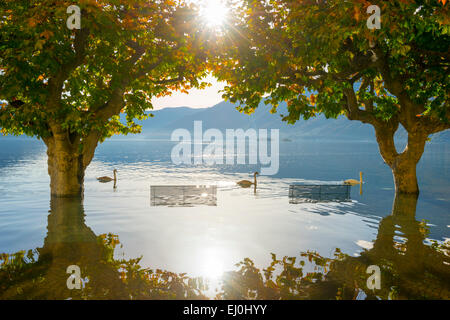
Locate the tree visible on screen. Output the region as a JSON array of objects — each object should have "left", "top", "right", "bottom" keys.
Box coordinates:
[
  {"left": 213, "top": 0, "right": 449, "bottom": 194},
  {"left": 0, "top": 0, "right": 211, "bottom": 197}
]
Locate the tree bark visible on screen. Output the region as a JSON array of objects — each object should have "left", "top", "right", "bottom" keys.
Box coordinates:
[
  {"left": 391, "top": 157, "right": 419, "bottom": 195},
  {"left": 46, "top": 137, "right": 84, "bottom": 197},
  {"left": 44, "top": 129, "right": 99, "bottom": 198},
  {"left": 374, "top": 122, "right": 427, "bottom": 195}
]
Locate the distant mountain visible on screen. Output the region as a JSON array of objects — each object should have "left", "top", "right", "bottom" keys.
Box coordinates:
[
  {"left": 1, "top": 101, "right": 448, "bottom": 143},
  {"left": 118, "top": 101, "right": 374, "bottom": 140},
  {"left": 118, "top": 100, "right": 449, "bottom": 143}
]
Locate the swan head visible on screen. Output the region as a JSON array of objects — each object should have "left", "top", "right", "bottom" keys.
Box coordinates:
[
  {"left": 254, "top": 171, "right": 259, "bottom": 176},
  {"left": 113, "top": 169, "right": 118, "bottom": 173}
]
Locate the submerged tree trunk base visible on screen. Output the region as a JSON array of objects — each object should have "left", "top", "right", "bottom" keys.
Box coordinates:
[
  {"left": 392, "top": 160, "right": 420, "bottom": 195},
  {"left": 46, "top": 138, "right": 85, "bottom": 198}
]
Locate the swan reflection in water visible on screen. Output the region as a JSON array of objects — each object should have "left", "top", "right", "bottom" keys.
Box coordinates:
[
  {"left": 150, "top": 185, "right": 217, "bottom": 207},
  {"left": 0, "top": 193, "right": 449, "bottom": 299}
]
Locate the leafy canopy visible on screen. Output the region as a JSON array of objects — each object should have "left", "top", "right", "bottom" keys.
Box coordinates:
[
  {"left": 0, "top": 0, "right": 213, "bottom": 141},
  {"left": 214, "top": 0, "right": 449, "bottom": 131}
]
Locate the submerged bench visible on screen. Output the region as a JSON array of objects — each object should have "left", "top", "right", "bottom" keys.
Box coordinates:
[
  {"left": 289, "top": 184, "right": 351, "bottom": 203},
  {"left": 150, "top": 185, "right": 217, "bottom": 207}
]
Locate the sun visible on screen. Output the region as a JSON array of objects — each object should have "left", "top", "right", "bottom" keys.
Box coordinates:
[
  {"left": 199, "top": 0, "right": 229, "bottom": 27},
  {"left": 199, "top": 248, "right": 225, "bottom": 279}
]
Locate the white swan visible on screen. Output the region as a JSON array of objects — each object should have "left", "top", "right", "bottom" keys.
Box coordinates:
[
  {"left": 344, "top": 172, "right": 363, "bottom": 186},
  {"left": 97, "top": 169, "right": 117, "bottom": 184},
  {"left": 237, "top": 172, "right": 259, "bottom": 188}
]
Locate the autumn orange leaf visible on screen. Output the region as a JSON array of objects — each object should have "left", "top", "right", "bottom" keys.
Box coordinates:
[
  {"left": 353, "top": 6, "right": 361, "bottom": 22},
  {"left": 310, "top": 94, "right": 316, "bottom": 106},
  {"left": 40, "top": 30, "right": 54, "bottom": 40},
  {"left": 28, "top": 18, "right": 37, "bottom": 27}
]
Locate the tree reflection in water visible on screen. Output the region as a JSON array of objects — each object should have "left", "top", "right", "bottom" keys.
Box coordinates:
[
  {"left": 219, "top": 194, "right": 450, "bottom": 300},
  {"left": 0, "top": 197, "right": 207, "bottom": 300},
  {"left": 1, "top": 194, "right": 449, "bottom": 300}
]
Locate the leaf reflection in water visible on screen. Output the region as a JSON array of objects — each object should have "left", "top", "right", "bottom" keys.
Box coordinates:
[{"left": 0, "top": 194, "right": 449, "bottom": 300}]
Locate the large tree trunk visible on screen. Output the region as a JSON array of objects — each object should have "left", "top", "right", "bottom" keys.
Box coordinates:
[
  {"left": 47, "top": 144, "right": 84, "bottom": 197},
  {"left": 44, "top": 129, "right": 100, "bottom": 198},
  {"left": 391, "top": 157, "right": 419, "bottom": 195},
  {"left": 374, "top": 122, "right": 427, "bottom": 195}
]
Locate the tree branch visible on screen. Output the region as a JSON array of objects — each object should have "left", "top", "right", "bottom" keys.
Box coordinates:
[
  {"left": 373, "top": 121, "right": 400, "bottom": 166},
  {"left": 342, "top": 86, "right": 377, "bottom": 125},
  {"left": 82, "top": 131, "right": 102, "bottom": 169},
  {"left": 372, "top": 46, "right": 425, "bottom": 130},
  {"left": 47, "top": 27, "right": 90, "bottom": 113}
]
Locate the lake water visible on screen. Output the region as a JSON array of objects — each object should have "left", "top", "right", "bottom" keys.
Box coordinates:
[{"left": 0, "top": 138, "right": 449, "bottom": 299}]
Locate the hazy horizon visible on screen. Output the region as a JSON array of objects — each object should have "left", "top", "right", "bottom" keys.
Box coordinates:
[{"left": 151, "top": 75, "right": 226, "bottom": 110}]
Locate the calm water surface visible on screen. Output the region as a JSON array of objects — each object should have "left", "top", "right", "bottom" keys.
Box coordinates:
[{"left": 0, "top": 138, "right": 449, "bottom": 299}]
